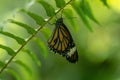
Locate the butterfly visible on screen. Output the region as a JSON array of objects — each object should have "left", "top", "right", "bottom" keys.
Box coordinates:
[{"left": 48, "top": 17, "right": 78, "bottom": 63}]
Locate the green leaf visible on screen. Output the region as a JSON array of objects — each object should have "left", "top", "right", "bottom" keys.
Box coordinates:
[
  {"left": 6, "top": 68, "right": 20, "bottom": 80},
  {"left": 34, "top": 38, "right": 48, "bottom": 58},
  {"left": 40, "top": 27, "right": 51, "bottom": 39},
  {"left": 14, "top": 60, "right": 32, "bottom": 75},
  {"left": 0, "top": 44, "right": 15, "bottom": 56},
  {"left": 38, "top": 0, "right": 55, "bottom": 16},
  {"left": 63, "top": 9, "right": 78, "bottom": 31},
  {"left": 101, "top": 0, "right": 109, "bottom": 8},
  {"left": 20, "top": 9, "right": 45, "bottom": 25},
  {"left": 0, "top": 61, "right": 5, "bottom": 68},
  {"left": 0, "top": 31, "right": 25, "bottom": 45},
  {"left": 80, "top": 0, "right": 99, "bottom": 24},
  {"left": 55, "top": 0, "right": 66, "bottom": 8},
  {"left": 9, "top": 19, "right": 35, "bottom": 34},
  {"left": 71, "top": 1, "right": 93, "bottom": 32},
  {"left": 22, "top": 49, "right": 41, "bottom": 67}
]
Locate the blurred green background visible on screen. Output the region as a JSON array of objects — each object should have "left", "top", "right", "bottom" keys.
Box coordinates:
[{"left": 0, "top": 0, "right": 120, "bottom": 80}]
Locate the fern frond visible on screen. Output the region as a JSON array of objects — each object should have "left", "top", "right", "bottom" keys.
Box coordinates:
[
  {"left": 9, "top": 19, "right": 35, "bottom": 34},
  {"left": 71, "top": 1, "right": 93, "bottom": 32},
  {"left": 0, "top": 0, "right": 73, "bottom": 74}
]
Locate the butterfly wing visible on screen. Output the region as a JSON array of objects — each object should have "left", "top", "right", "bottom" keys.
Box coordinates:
[
  {"left": 66, "top": 47, "right": 78, "bottom": 63},
  {"left": 48, "top": 23, "right": 74, "bottom": 54}
]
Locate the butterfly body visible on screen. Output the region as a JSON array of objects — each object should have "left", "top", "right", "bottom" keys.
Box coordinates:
[{"left": 48, "top": 18, "right": 78, "bottom": 63}]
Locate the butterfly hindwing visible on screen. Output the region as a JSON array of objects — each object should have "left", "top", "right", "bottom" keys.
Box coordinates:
[
  {"left": 48, "top": 18, "right": 78, "bottom": 63},
  {"left": 66, "top": 47, "right": 78, "bottom": 63}
]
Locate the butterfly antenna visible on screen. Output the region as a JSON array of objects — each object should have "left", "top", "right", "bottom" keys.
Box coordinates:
[{"left": 61, "top": 9, "right": 65, "bottom": 18}]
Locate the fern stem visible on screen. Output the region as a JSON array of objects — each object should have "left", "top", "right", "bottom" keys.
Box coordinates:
[{"left": 0, "top": 0, "right": 73, "bottom": 74}]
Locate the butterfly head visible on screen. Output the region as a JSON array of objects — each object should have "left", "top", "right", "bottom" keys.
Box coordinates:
[{"left": 56, "top": 18, "right": 63, "bottom": 25}]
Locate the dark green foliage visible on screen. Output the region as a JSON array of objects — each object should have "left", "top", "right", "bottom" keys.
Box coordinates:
[
  {"left": 0, "top": 61, "right": 5, "bottom": 68},
  {"left": 55, "top": 0, "right": 66, "bottom": 8},
  {"left": 23, "top": 49, "right": 41, "bottom": 67},
  {"left": 9, "top": 19, "right": 35, "bottom": 34},
  {"left": 0, "top": 44, "right": 15, "bottom": 56},
  {"left": 14, "top": 60, "right": 32, "bottom": 75},
  {"left": 80, "top": 0, "right": 99, "bottom": 24},
  {"left": 101, "top": 0, "right": 109, "bottom": 8},
  {"left": 6, "top": 68, "right": 20, "bottom": 80},
  {"left": 71, "top": 1, "right": 93, "bottom": 31},
  {"left": 0, "top": 31, "right": 25, "bottom": 45},
  {"left": 37, "top": 0, "right": 55, "bottom": 16},
  {"left": 20, "top": 9, "right": 45, "bottom": 25}
]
